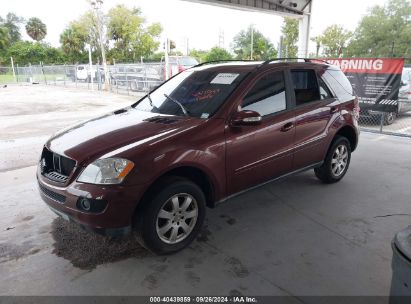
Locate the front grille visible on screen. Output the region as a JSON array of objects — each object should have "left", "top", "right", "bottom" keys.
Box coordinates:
[
  {"left": 44, "top": 171, "right": 68, "bottom": 183},
  {"left": 38, "top": 183, "right": 66, "bottom": 203},
  {"left": 40, "top": 148, "right": 76, "bottom": 183}
]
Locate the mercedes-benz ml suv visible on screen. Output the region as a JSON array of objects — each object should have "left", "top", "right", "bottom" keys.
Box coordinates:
[{"left": 37, "top": 60, "right": 360, "bottom": 254}]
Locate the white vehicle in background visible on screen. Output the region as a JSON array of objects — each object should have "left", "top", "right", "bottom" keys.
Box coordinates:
[
  {"left": 75, "top": 65, "right": 105, "bottom": 83},
  {"left": 162, "top": 56, "right": 199, "bottom": 79},
  {"left": 399, "top": 67, "right": 411, "bottom": 114}
]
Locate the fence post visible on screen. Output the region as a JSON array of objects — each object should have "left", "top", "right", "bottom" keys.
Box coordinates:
[
  {"left": 63, "top": 65, "right": 67, "bottom": 86},
  {"left": 41, "top": 63, "right": 47, "bottom": 85},
  {"left": 379, "top": 112, "right": 384, "bottom": 133},
  {"left": 116, "top": 65, "right": 119, "bottom": 94},
  {"left": 10, "top": 57, "right": 16, "bottom": 83},
  {"left": 126, "top": 67, "right": 129, "bottom": 95}
]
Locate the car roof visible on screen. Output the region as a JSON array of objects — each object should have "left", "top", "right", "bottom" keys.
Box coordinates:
[{"left": 190, "top": 60, "right": 333, "bottom": 74}]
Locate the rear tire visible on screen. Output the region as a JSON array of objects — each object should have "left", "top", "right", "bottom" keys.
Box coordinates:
[
  {"left": 135, "top": 176, "right": 206, "bottom": 255},
  {"left": 384, "top": 112, "right": 396, "bottom": 125},
  {"left": 315, "top": 136, "right": 351, "bottom": 184}
]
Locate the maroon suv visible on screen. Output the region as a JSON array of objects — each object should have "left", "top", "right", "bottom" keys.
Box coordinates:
[{"left": 37, "top": 60, "right": 360, "bottom": 254}]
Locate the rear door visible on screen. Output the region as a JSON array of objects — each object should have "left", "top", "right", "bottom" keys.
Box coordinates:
[
  {"left": 226, "top": 69, "right": 295, "bottom": 195},
  {"left": 290, "top": 68, "right": 340, "bottom": 170}
]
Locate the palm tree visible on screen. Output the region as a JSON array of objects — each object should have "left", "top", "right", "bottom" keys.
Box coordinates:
[
  {"left": 60, "top": 26, "right": 86, "bottom": 63},
  {"left": 25, "top": 17, "right": 47, "bottom": 41},
  {"left": 0, "top": 26, "right": 10, "bottom": 50}
]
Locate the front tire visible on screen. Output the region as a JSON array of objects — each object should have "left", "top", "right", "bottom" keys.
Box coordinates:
[
  {"left": 135, "top": 177, "right": 206, "bottom": 255},
  {"left": 315, "top": 136, "right": 351, "bottom": 184}
]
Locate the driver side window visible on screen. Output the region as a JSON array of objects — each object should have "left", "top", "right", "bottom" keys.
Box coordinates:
[{"left": 241, "top": 71, "right": 287, "bottom": 117}]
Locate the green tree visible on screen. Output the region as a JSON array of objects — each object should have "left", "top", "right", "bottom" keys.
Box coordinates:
[
  {"left": 232, "top": 25, "right": 277, "bottom": 60},
  {"left": 316, "top": 25, "right": 352, "bottom": 57},
  {"left": 59, "top": 11, "right": 103, "bottom": 64},
  {"left": 0, "top": 13, "right": 24, "bottom": 43},
  {"left": 107, "top": 5, "right": 162, "bottom": 62},
  {"left": 7, "top": 41, "right": 66, "bottom": 65},
  {"left": 60, "top": 24, "right": 88, "bottom": 63},
  {"left": 0, "top": 26, "right": 10, "bottom": 50},
  {"left": 281, "top": 18, "right": 299, "bottom": 57},
  {"left": 25, "top": 17, "right": 47, "bottom": 41},
  {"left": 189, "top": 49, "right": 208, "bottom": 63},
  {"left": 204, "top": 47, "right": 233, "bottom": 62},
  {"left": 348, "top": 0, "right": 411, "bottom": 57}
]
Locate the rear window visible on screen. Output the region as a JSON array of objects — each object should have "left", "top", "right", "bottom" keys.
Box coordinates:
[
  {"left": 291, "top": 70, "right": 320, "bottom": 106},
  {"left": 322, "top": 69, "right": 354, "bottom": 103}
]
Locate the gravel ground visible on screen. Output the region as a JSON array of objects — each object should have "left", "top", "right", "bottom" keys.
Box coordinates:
[{"left": 51, "top": 218, "right": 150, "bottom": 270}]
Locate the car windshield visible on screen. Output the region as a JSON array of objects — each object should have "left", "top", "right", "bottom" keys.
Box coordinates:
[{"left": 134, "top": 69, "right": 247, "bottom": 118}]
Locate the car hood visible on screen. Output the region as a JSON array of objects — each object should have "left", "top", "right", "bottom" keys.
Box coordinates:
[{"left": 46, "top": 107, "right": 201, "bottom": 165}]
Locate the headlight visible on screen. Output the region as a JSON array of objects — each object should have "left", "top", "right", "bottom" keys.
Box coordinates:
[{"left": 77, "top": 158, "right": 134, "bottom": 185}]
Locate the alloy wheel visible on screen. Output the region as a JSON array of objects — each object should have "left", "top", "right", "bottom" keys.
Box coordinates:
[
  {"left": 156, "top": 193, "right": 198, "bottom": 244},
  {"left": 331, "top": 144, "right": 349, "bottom": 177}
]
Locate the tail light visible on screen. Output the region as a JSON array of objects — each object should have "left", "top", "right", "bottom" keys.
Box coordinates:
[{"left": 178, "top": 65, "right": 185, "bottom": 73}]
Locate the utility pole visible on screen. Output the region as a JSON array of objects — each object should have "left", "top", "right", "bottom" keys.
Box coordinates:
[
  {"left": 250, "top": 25, "right": 254, "bottom": 60},
  {"left": 10, "top": 57, "right": 16, "bottom": 82},
  {"left": 91, "top": 0, "right": 109, "bottom": 91},
  {"left": 88, "top": 44, "right": 94, "bottom": 91},
  {"left": 164, "top": 38, "right": 170, "bottom": 81},
  {"left": 218, "top": 29, "right": 225, "bottom": 49},
  {"left": 278, "top": 36, "right": 284, "bottom": 58},
  {"left": 391, "top": 41, "right": 395, "bottom": 57}
]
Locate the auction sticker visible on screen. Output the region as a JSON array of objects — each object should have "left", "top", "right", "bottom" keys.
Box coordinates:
[{"left": 211, "top": 73, "right": 239, "bottom": 85}]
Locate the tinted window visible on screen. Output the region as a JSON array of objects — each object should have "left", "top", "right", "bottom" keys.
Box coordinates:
[
  {"left": 134, "top": 70, "right": 247, "bottom": 118},
  {"left": 291, "top": 70, "right": 320, "bottom": 105},
  {"left": 241, "top": 72, "right": 287, "bottom": 116},
  {"left": 318, "top": 77, "right": 333, "bottom": 100},
  {"left": 322, "top": 69, "right": 354, "bottom": 103}
]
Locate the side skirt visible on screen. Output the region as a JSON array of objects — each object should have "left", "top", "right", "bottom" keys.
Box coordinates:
[{"left": 215, "top": 161, "right": 324, "bottom": 205}]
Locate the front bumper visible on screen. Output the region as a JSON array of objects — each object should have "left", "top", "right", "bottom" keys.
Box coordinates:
[{"left": 36, "top": 166, "right": 148, "bottom": 237}]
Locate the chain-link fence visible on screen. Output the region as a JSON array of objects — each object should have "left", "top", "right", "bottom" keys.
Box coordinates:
[
  {"left": 1, "top": 61, "right": 411, "bottom": 137},
  {"left": 0, "top": 63, "right": 165, "bottom": 97}
]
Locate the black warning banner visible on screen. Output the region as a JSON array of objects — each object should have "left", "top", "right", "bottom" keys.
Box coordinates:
[{"left": 326, "top": 58, "right": 405, "bottom": 112}]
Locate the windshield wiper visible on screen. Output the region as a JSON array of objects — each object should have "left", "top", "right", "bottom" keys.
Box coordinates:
[
  {"left": 147, "top": 92, "right": 160, "bottom": 112},
  {"left": 163, "top": 94, "right": 190, "bottom": 116}
]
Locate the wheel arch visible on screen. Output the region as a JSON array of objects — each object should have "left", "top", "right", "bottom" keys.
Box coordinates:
[
  {"left": 334, "top": 125, "right": 358, "bottom": 152},
  {"left": 134, "top": 165, "right": 217, "bottom": 223}
]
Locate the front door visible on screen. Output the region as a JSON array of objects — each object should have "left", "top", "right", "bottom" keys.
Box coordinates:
[{"left": 226, "top": 70, "right": 295, "bottom": 195}]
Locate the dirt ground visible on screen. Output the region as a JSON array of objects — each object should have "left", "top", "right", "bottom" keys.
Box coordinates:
[{"left": 0, "top": 84, "right": 138, "bottom": 172}]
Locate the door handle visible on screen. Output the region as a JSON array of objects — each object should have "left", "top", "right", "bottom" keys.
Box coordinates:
[
  {"left": 281, "top": 122, "right": 294, "bottom": 132},
  {"left": 330, "top": 106, "right": 338, "bottom": 114}
]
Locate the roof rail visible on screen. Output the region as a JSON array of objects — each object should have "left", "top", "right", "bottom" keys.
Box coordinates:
[
  {"left": 193, "top": 59, "right": 260, "bottom": 68},
  {"left": 262, "top": 58, "right": 331, "bottom": 65},
  {"left": 192, "top": 58, "right": 331, "bottom": 69}
]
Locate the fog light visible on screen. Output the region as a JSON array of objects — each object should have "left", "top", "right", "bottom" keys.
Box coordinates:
[{"left": 79, "top": 198, "right": 91, "bottom": 211}]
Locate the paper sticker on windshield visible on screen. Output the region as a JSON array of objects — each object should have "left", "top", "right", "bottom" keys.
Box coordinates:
[
  {"left": 201, "top": 113, "right": 210, "bottom": 119},
  {"left": 211, "top": 73, "right": 239, "bottom": 85}
]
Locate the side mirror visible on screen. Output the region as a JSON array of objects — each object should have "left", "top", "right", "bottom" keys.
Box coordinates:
[{"left": 231, "top": 110, "right": 262, "bottom": 126}]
